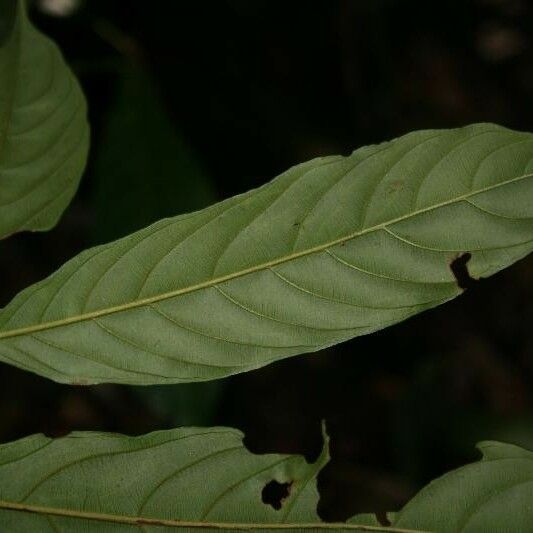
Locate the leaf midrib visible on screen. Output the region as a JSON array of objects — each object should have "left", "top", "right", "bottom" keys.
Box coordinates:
[
  {"left": 0, "top": 499, "right": 424, "bottom": 532},
  {"left": 0, "top": 171, "right": 531, "bottom": 341}
]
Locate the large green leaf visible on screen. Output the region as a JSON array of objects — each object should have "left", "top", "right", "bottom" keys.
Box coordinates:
[
  {"left": 352, "top": 441, "right": 533, "bottom": 532},
  {"left": 0, "top": 0, "right": 89, "bottom": 240},
  {"left": 0, "top": 426, "right": 403, "bottom": 532},
  {"left": 0, "top": 123, "right": 532, "bottom": 384},
  {"left": 91, "top": 65, "right": 222, "bottom": 425},
  {"left": 1, "top": 428, "right": 531, "bottom": 532}
]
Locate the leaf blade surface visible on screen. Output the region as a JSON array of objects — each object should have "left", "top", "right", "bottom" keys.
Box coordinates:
[
  {"left": 0, "top": 123, "right": 531, "bottom": 384},
  {"left": 0, "top": 0, "right": 89, "bottom": 239},
  {"left": 0, "top": 427, "right": 426, "bottom": 532}
]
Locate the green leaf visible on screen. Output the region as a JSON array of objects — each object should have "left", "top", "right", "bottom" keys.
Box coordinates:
[
  {"left": 0, "top": 123, "right": 532, "bottom": 384},
  {"left": 352, "top": 441, "right": 533, "bottom": 532},
  {"left": 2, "top": 429, "right": 530, "bottom": 531},
  {"left": 91, "top": 65, "right": 215, "bottom": 244},
  {"left": 0, "top": 425, "right": 401, "bottom": 532},
  {"left": 0, "top": 0, "right": 89, "bottom": 240},
  {"left": 90, "top": 65, "right": 221, "bottom": 424}
]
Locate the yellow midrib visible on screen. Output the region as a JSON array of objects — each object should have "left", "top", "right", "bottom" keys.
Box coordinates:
[
  {"left": 0, "top": 499, "right": 425, "bottom": 532},
  {"left": 0, "top": 171, "right": 531, "bottom": 341}
]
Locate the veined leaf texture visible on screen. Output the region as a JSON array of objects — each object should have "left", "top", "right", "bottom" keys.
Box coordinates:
[
  {"left": 0, "top": 123, "right": 531, "bottom": 384},
  {"left": 0, "top": 428, "right": 531, "bottom": 531},
  {"left": 0, "top": 427, "right": 335, "bottom": 532},
  {"left": 0, "top": 0, "right": 89, "bottom": 239}
]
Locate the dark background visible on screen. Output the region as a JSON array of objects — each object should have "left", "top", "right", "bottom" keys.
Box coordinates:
[{"left": 1, "top": 0, "right": 533, "bottom": 521}]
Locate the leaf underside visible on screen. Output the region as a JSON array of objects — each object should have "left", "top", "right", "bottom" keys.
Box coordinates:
[
  {"left": 0, "top": 428, "right": 531, "bottom": 532},
  {"left": 0, "top": 0, "right": 89, "bottom": 240},
  {"left": 351, "top": 441, "right": 533, "bottom": 532},
  {"left": 0, "top": 123, "right": 532, "bottom": 384},
  {"left": 0, "top": 426, "right": 338, "bottom": 532}
]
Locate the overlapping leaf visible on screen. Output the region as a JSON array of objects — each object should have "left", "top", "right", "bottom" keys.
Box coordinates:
[
  {"left": 0, "top": 0, "right": 89, "bottom": 240},
  {"left": 0, "top": 123, "right": 532, "bottom": 384}
]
